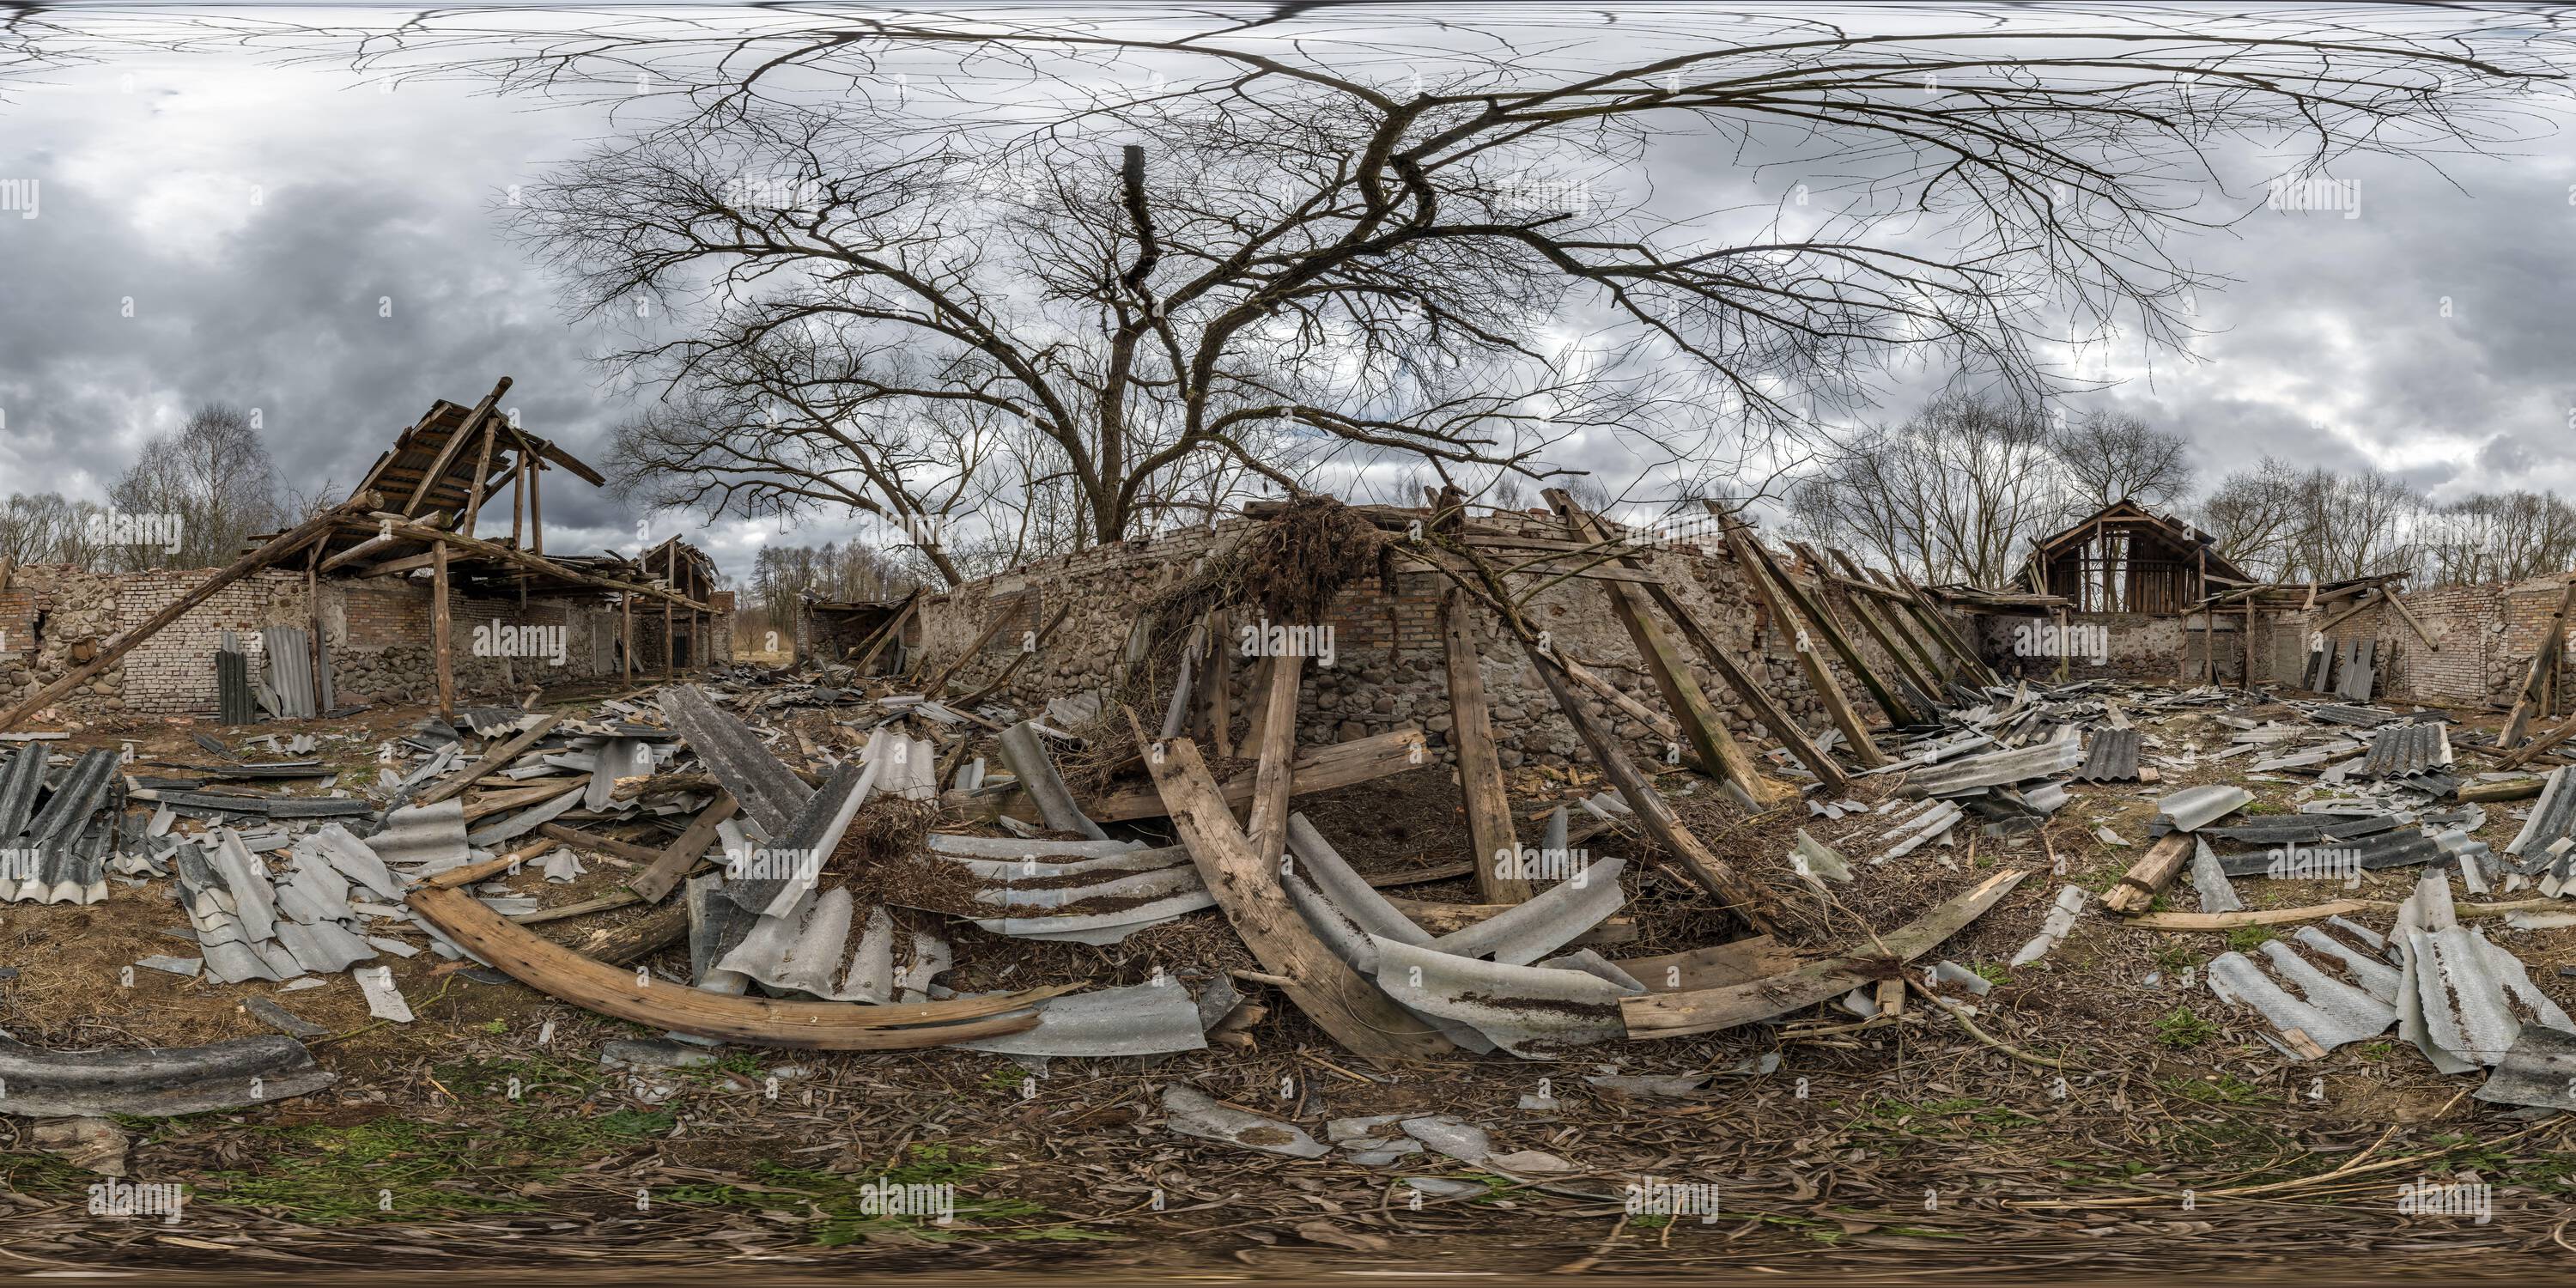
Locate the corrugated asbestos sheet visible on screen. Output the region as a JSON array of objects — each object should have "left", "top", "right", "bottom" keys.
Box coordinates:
[
  {"left": 2189, "top": 813, "right": 2397, "bottom": 846},
  {"left": 0, "top": 745, "right": 45, "bottom": 838},
  {"left": 2215, "top": 827, "right": 2443, "bottom": 877},
  {"left": 659, "top": 685, "right": 814, "bottom": 837},
  {"left": 262, "top": 627, "right": 316, "bottom": 720},
  {"left": 2508, "top": 765, "right": 2576, "bottom": 857},
  {"left": 2312, "top": 703, "right": 2401, "bottom": 727},
  {"left": 2337, "top": 638, "right": 2377, "bottom": 701},
  {"left": 2360, "top": 721, "right": 2451, "bottom": 778},
  {"left": 1905, "top": 734, "right": 2084, "bottom": 797},
  {"left": 216, "top": 649, "right": 254, "bottom": 726},
  {"left": 2073, "top": 729, "right": 2140, "bottom": 782}
]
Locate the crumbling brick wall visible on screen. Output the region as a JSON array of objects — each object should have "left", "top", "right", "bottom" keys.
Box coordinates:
[
  {"left": 2314, "top": 578, "right": 2558, "bottom": 711},
  {"left": 915, "top": 513, "right": 1926, "bottom": 770},
  {"left": 0, "top": 564, "right": 730, "bottom": 719}
]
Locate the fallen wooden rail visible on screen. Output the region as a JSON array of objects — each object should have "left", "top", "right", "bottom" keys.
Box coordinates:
[
  {"left": 1084, "top": 726, "right": 1425, "bottom": 823},
  {"left": 406, "top": 885, "right": 1066, "bottom": 1048}
]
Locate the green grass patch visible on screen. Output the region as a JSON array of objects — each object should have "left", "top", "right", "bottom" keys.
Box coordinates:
[
  {"left": 659, "top": 1145, "right": 1112, "bottom": 1245},
  {"left": 2154, "top": 1005, "right": 2220, "bottom": 1048}
]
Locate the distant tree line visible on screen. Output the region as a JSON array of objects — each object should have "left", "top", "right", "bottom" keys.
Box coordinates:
[
  {"left": 1789, "top": 391, "right": 2575, "bottom": 592},
  {"left": 0, "top": 404, "right": 322, "bottom": 572}
]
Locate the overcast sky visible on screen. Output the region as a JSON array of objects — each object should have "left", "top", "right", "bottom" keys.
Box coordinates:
[{"left": 3, "top": 4, "right": 2573, "bottom": 580}]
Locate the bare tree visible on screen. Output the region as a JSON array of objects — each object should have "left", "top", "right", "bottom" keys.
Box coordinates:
[
  {"left": 404, "top": 6, "right": 2555, "bottom": 553},
  {"left": 1792, "top": 392, "right": 2073, "bottom": 586},
  {"left": 2196, "top": 458, "right": 2306, "bottom": 579},
  {"left": 105, "top": 403, "right": 285, "bottom": 569},
  {"left": 2196, "top": 458, "right": 2418, "bottom": 583},
  {"left": 2418, "top": 490, "right": 2576, "bottom": 585},
  {"left": 2050, "top": 409, "right": 2194, "bottom": 511}
]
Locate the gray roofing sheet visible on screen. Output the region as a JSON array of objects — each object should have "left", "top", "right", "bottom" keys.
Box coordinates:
[
  {"left": 2072, "top": 728, "right": 2141, "bottom": 782},
  {"left": 2360, "top": 721, "right": 2451, "bottom": 778}
]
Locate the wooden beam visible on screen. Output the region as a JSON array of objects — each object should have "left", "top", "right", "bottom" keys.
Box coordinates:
[
  {"left": 1132, "top": 715, "right": 1455, "bottom": 1064},
  {"left": 1883, "top": 568, "right": 1998, "bottom": 687},
  {"left": 528, "top": 458, "right": 544, "bottom": 556},
  {"left": 360, "top": 516, "right": 713, "bottom": 613},
  {"left": 432, "top": 540, "right": 454, "bottom": 720},
  {"left": 621, "top": 592, "right": 634, "bottom": 686},
  {"left": 1821, "top": 547, "right": 1951, "bottom": 687},
  {"left": 1637, "top": 580, "right": 1849, "bottom": 793},
  {"left": 629, "top": 793, "right": 740, "bottom": 903},
  {"left": 402, "top": 378, "right": 510, "bottom": 517},
  {"left": 2316, "top": 587, "right": 2382, "bottom": 636},
  {"left": 416, "top": 713, "right": 565, "bottom": 807},
  {"left": 2102, "top": 833, "right": 2195, "bottom": 914},
  {"left": 2384, "top": 588, "right": 2439, "bottom": 653},
  {"left": 407, "top": 884, "right": 1062, "bottom": 1048},
  {"left": 1722, "top": 519, "right": 1884, "bottom": 769},
  {"left": 1724, "top": 516, "right": 1916, "bottom": 725},
  {"left": 1441, "top": 587, "right": 1535, "bottom": 904},
  {"left": 1798, "top": 542, "right": 1941, "bottom": 707},
  {"left": 1559, "top": 653, "right": 1681, "bottom": 746},
  {"left": 1244, "top": 651, "right": 1306, "bottom": 865},
  {"left": 1203, "top": 606, "right": 1234, "bottom": 756},
  {"left": 2503, "top": 578, "right": 2576, "bottom": 746},
  {"left": 1084, "top": 727, "right": 1425, "bottom": 823},
  {"left": 317, "top": 528, "right": 403, "bottom": 574},
  {"left": 1549, "top": 492, "right": 1787, "bottom": 802},
  {"left": 1620, "top": 868, "right": 2026, "bottom": 1038},
  {"left": 848, "top": 588, "right": 923, "bottom": 674},
  {"left": 921, "top": 600, "right": 1012, "bottom": 698},
  {"left": 460, "top": 415, "right": 501, "bottom": 538},
  {"left": 0, "top": 495, "right": 376, "bottom": 731}
]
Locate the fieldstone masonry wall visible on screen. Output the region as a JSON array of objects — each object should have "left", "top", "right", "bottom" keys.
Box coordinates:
[{"left": 917, "top": 514, "right": 1925, "bottom": 769}]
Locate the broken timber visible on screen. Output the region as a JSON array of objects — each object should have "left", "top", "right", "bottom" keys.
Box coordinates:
[
  {"left": 1619, "top": 868, "right": 2028, "bottom": 1038},
  {"left": 2100, "top": 833, "right": 2195, "bottom": 914},
  {"left": 415, "top": 713, "right": 564, "bottom": 808},
  {"left": 1442, "top": 587, "right": 1534, "bottom": 903},
  {"left": 1083, "top": 728, "right": 1424, "bottom": 823},
  {"left": 1720, "top": 514, "right": 1886, "bottom": 768},
  {"left": 406, "top": 884, "right": 1064, "bottom": 1048},
  {"left": 1131, "top": 716, "right": 1454, "bottom": 1064}
]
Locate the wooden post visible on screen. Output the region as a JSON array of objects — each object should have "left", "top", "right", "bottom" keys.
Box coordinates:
[
  {"left": 528, "top": 459, "right": 544, "bottom": 556},
  {"left": 2502, "top": 578, "right": 2576, "bottom": 746},
  {"left": 1639, "top": 582, "right": 1849, "bottom": 793},
  {"left": 305, "top": 545, "right": 326, "bottom": 714},
  {"left": 432, "top": 539, "right": 455, "bottom": 720},
  {"left": 1441, "top": 588, "right": 1535, "bottom": 904},
  {"left": 2057, "top": 607, "right": 2070, "bottom": 683},
  {"left": 510, "top": 451, "right": 526, "bottom": 549},
  {"left": 1722, "top": 520, "right": 1885, "bottom": 769},
  {"left": 403, "top": 378, "right": 509, "bottom": 517},
  {"left": 460, "top": 418, "right": 500, "bottom": 539},
  {"left": 1244, "top": 652, "right": 1306, "bottom": 863},
  {"left": 1204, "top": 607, "right": 1235, "bottom": 756},
  {"left": 622, "top": 592, "right": 634, "bottom": 685},
  {"left": 2243, "top": 598, "right": 2257, "bottom": 690}
]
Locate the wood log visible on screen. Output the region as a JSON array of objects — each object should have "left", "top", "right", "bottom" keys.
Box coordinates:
[
  {"left": 1442, "top": 588, "right": 1534, "bottom": 903},
  {"left": 1083, "top": 727, "right": 1425, "bottom": 823},
  {"left": 2101, "top": 833, "right": 2196, "bottom": 914},
  {"left": 1131, "top": 716, "right": 1454, "bottom": 1064},
  {"left": 416, "top": 713, "right": 564, "bottom": 807}
]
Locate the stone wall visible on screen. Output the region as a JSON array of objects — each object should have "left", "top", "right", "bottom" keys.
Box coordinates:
[
  {"left": 914, "top": 513, "right": 1936, "bottom": 769},
  {"left": 0, "top": 563, "right": 732, "bottom": 720}
]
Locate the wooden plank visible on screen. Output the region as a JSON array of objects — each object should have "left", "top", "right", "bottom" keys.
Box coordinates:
[
  {"left": 1203, "top": 606, "right": 1234, "bottom": 756},
  {"left": 402, "top": 377, "right": 510, "bottom": 516},
  {"left": 1525, "top": 640, "right": 1782, "bottom": 931},
  {"left": 1244, "top": 652, "right": 1305, "bottom": 865},
  {"left": 1619, "top": 868, "right": 2027, "bottom": 1038},
  {"left": 1886, "top": 569, "right": 1998, "bottom": 687},
  {"left": 1722, "top": 519, "right": 1885, "bottom": 769},
  {"left": 1441, "top": 587, "right": 1534, "bottom": 904},
  {"left": 1806, "top": 543, "right": 1944, "bottom": 702},
  {"left": 1559, "top": 653, "right": 1680, "bottom": 746},
  {"left": 1129, "top": 716, "right": 1455, "bottom": 1064},
  {"left": 1728, "top": 519, "right": 1916, "bottom": 726},
  {"left": 955, "top": 602, "right": 1073, "bottom": 708},
  {"left": 415, "top": 713, "right": 565, "bottom": 807},
  {"left": 1550, "top": 491, "right": 1783, "bottom": 802},
  {"left": 848, "top": 588, "right": 923, "bottom": 674},
  {"left": 406, "top": 884, "right": 1064, "bottom": 1048},
  {"left": 2101, "top": 832, "right": 2195, "bottom": 914},
  {"left": 460, "top": 414, "right": 501, "bottom": 538},
  {"left": 1614, "top": 935, "right": 1804, "bottom": 993},
  {"left": 361, "top": 515, "right": 714, "bottom": 613},
  {"left": 629, "top": 793, "right": 741, "bottom": 903},
  {"left": 1, "top": 495, "right": 377, "bottom": 731},
  {"left": 1084, "top": 727, "right": 1425, "bottom": 823},
  {"left": 538, "top": 823, "right": 668, "bottom": 866},
  {"left": 432, "top": 539, "right": 454, "bottom": 720},
  {"left": 621, "top": 593, "right": 634, "bottom": 685},
  {"left": 1633, "top": 577, "right": 1848, "bottom": 793}
]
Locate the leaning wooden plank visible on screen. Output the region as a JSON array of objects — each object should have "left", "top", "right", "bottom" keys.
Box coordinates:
[
  {"left": 1725, "top": 515, "right": 1915, "bottom": 726},
  {"left": 955, "top": 602, "right": 1075, "bottom": 709},
  {"left": 401, "top": 377, "right": 510, "bottom": 516},
  {"left": 2100, "top": 832, "right": 2196, "bottom": 915},
  {"left": 1637, "top": 579, "right": 1848, "bottom": 793},
  {"left": 923, "top": 603, "right": 1014, "bottom": 699},
  {"left": 2383, "top": 587, "right": 2439, "bottom": 653},
  {"left": 1131, "top": 720, "right": 1454, "bottom": 1064},
  {"left": 1549, "top": 491, "right": 1780, "bottom": 800},
  {"left": 1797, "top": 541, "right": 1942, "bottom": 709},
  {"left": 1887, "top": 569, "right": 2000, "bottom": 687},
  {"left": 849, "top": 587, "right": 924, "bottom": 674},
  {"left": 406, "top": 885, "right": 1064, "bottom": 1048},
  {"left": 1620, "top": 869, "right": 2028, "bottom": 1038},
  {"left": 629, "top": 793, "right": 742, "bottom": 904},
  {"left": 416, "top": 713, "right": 565, "bottom": 807},
  {"left": 2502, "top": 577, "right": 2576, "bottom": 747},
  {"left": 538, "top": 823, "right": 667, "bottom": 866},
  {"left": 1441, "top": 588, "right": 1534, "bottom": 904},
  {"left": 1721, "top": 519, "right": 1886, "bottom": 769},
  {"left": 0, "top": 495, "right": 377, "bottom": 732},
  {"left": 1558, "top": 653, "right": 1681, "bottom": 745},
  {"left": 1521, "top": 636, "right": 1783, "bottom": 934},
  {"left": 2501, "top": 714, "right": 2576, "bottom": 770},
  {"left": 1084, "top": 728, "right": 1425, "bottom": 823},
  {"left": 1243, "top": 652, "right": 1307, "bottom": 865},
  {"left": 999, "top": 720, "right": 1109, "bottom": 840}
]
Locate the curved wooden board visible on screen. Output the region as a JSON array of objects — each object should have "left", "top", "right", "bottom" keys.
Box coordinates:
[{"left": 408, "top": 886, "right": 1066, "bottom": 1048}]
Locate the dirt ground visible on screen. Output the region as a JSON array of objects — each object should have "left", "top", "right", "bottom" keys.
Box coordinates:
[{"left": 3, "top": 685, "right": 2574, "bottom": 1281}]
